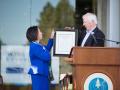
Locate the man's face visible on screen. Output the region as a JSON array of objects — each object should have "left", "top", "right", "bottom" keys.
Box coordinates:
[{"left": 83, "top": 17, "right": 92, "bottom": 30}]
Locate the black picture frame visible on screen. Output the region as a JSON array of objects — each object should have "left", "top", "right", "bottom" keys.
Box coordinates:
[{"left": 53, "top": 29, "right": 78, "bottom": 56}]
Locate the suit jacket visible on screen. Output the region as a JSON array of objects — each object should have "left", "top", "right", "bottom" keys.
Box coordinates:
[
  {"left": 28, "top": 39, "right": 53, "bottom": 77},
  {"left": 77, "top": 27, "right": 105, "bottom": 47}
]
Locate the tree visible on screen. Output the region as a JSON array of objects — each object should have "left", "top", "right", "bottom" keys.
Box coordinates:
[
  {"left": 38, "top": 0, "right": 74, "bottom": 44},
  {"left": 55, "top": 0, "right": 74, "bottom": 28},
  {"left": 38, "top": 2, "right": 55, "bottom": 44}
]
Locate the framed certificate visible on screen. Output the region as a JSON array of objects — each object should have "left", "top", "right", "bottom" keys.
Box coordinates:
[{"left": 53, "top": 29, "right": 78, "bottom": 56}]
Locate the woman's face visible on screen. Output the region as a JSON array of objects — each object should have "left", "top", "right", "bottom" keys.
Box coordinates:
[{"left": 38, "top": 28, "right": 43, "bottom": 40}]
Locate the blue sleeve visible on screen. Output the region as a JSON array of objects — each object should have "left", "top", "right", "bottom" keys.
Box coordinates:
[
  {"left": 31, "top": 45, "right": 51, "bottom": 62},
  {"left": 45, "top": 39, "right": 53, "bottom": 51}
]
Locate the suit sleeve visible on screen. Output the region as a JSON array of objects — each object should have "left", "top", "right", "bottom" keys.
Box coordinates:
[
  {"left": 45, "top": 39, "right": 53, "bottom": 51},
  {"left": 31, "top": 45, "right": 51, "bottom": 62},
  {"left": 94, "top": 31, "right": 105, "bottom": 47}
]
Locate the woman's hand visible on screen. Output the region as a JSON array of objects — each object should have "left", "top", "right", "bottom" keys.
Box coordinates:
[{"left": 50, "top": 30, "right": 55, "bottom": 39}]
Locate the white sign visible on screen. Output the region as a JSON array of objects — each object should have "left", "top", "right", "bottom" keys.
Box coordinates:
[
  {"left": 51, "top": 48, "right": 60, "bottom": 84},
  {"left": 1, "top": 45, "right": 31, "bottom": 85}
]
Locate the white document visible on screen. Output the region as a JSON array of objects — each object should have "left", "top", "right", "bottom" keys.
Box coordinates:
[{"left": 54, "top": 31, "right": 76, "bottom": 55}]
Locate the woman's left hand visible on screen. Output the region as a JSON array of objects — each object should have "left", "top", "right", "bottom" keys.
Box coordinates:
[{"left": 50, "top": 30, "right": 55, "bottom": 39}]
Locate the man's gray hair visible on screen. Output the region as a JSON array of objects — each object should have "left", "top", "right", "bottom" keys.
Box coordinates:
[{"left": 82, "top": 13, "right": 97, "bottom": 24}]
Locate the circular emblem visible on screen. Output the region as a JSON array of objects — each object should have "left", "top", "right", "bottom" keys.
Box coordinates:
[{"left": 84, "top": 73, "right": 113, "bottom": 90}]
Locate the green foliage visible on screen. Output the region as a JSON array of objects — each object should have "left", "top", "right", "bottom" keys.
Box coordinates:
[
  {"left": 39, "top": 2, "right": 55, "bottom": 29},
  {"left": 38, "top": 0, "right": 74, "bottom": 44},
  {"left": 38, "top": 2, "right": 55, "bottom": 44},
  {"left": 55, "top": 0, "right": 74, "bottom": 28}
]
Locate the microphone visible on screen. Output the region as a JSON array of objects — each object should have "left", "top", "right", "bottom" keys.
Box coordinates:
[
  {"left": 104, "top": 39, "right": 120, "bottom": 44},
  {"left": 90, "top": 32, "right": 98, "bottom": 44},
  {"left": 89, "top": 31, "right": 120, "bottom": 45},
  {"left": 90, "top": 33, "right": 120, "bottom": 45}
]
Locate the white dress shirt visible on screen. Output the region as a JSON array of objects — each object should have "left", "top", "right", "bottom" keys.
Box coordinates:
[{"left": 81, "top": 27, "right": 96, "bottom": 47}]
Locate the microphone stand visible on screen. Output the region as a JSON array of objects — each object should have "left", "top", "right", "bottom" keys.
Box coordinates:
[
  {"left": 90, "top": 32, "right": 120, "bottom": 45},
  {"left": 104, "top": 39, "right": 120, "bottom": 45}
]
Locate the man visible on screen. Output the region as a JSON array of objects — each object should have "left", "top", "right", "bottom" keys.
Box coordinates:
[{"left": 78, "top": 13, "right": 105, "bottom": 47}]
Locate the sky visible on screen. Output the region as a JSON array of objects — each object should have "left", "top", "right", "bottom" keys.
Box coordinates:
[{"left": 0, "top": 0, "right": 75, "bottom": 45}]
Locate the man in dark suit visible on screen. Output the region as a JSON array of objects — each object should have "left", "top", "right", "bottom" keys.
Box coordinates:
[{"left": 78, "top": 13, "right": 105, "bottom": 47}]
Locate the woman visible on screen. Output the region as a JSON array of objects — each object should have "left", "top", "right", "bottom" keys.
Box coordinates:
[{"left": 26, "top": 26, "right": 54, "bottom": 90}]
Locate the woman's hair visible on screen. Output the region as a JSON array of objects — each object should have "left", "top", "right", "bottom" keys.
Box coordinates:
[{"left": 26, "top": 26, "right": 39, "bottom": 42}]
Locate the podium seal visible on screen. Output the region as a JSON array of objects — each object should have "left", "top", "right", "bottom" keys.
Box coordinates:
[{"left": 84, "top": 73, "right": 113, "bottom": 90}]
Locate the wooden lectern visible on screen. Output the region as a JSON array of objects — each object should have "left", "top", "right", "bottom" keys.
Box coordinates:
[{"left": 68, "top": 47, "right": 120, "bottom": 90}]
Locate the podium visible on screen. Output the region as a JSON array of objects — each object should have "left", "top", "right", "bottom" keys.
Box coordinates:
[{"left": 69, "top": 47, "right": 120, "bottom": 90}]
